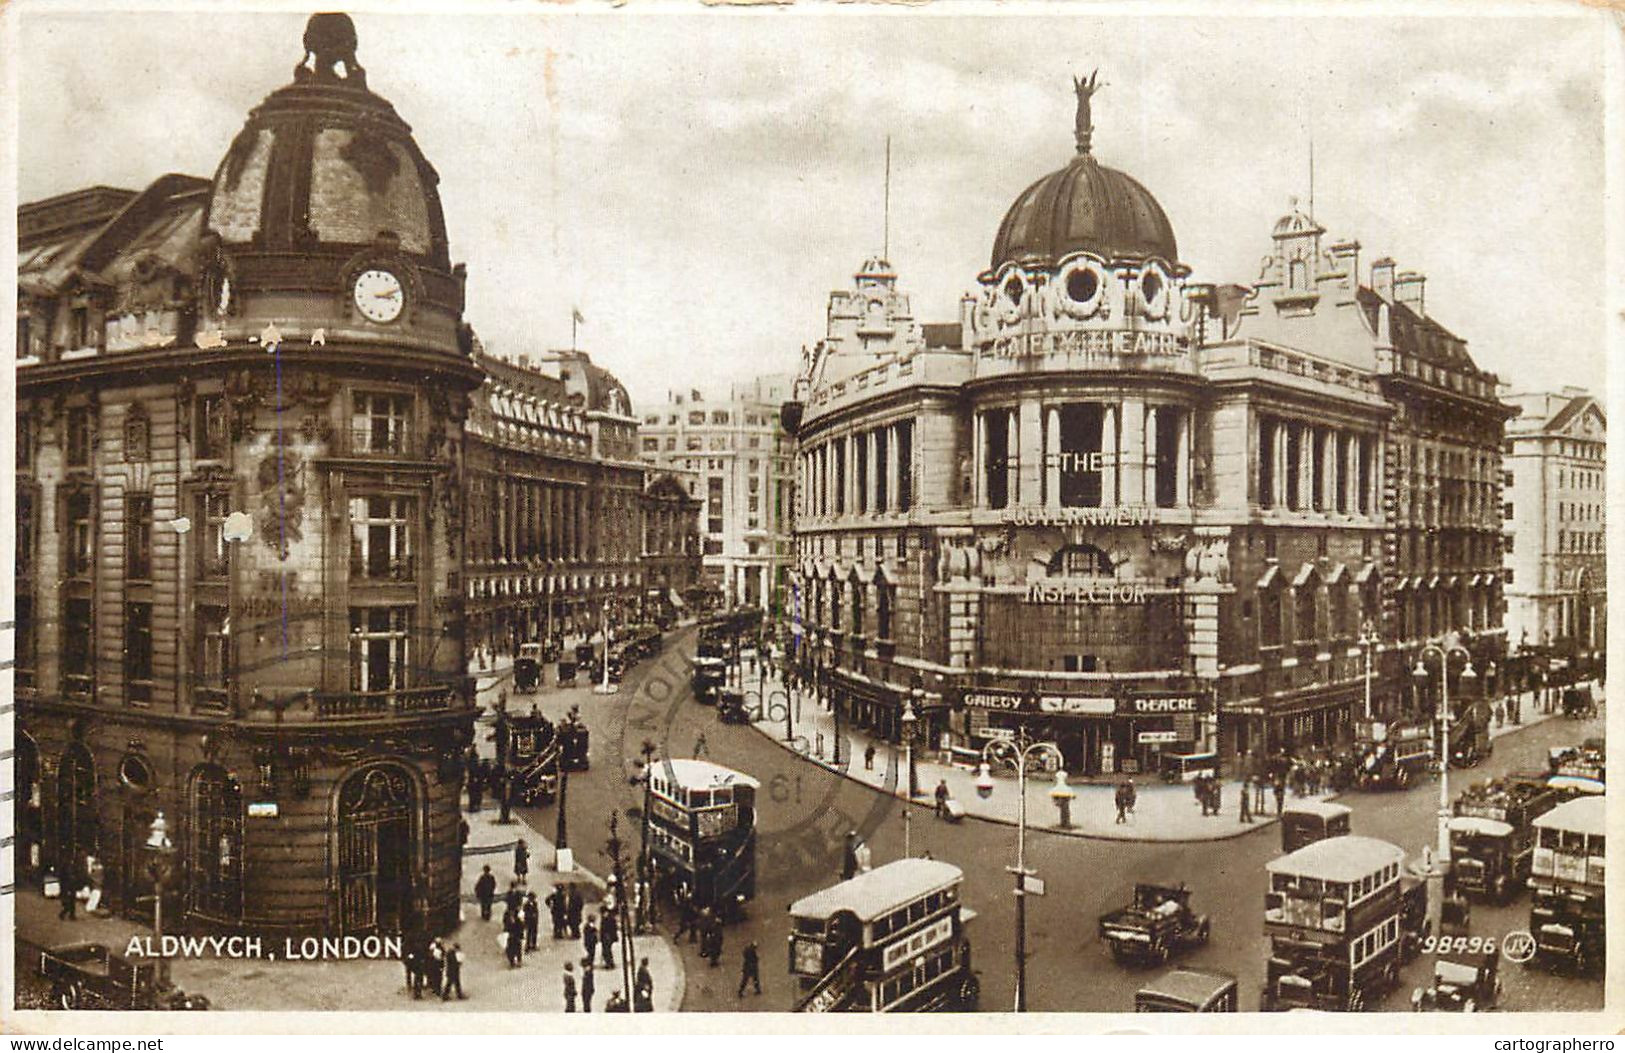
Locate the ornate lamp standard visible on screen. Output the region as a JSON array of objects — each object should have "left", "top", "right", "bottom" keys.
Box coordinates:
[
  {"left": 975, "top": 731, "right": 1063, "bottom": 1013},
  {"left": 1359, "top": 619, "right": 1381, "bottom": 721},
  {"left": 594, "top": 597, "right": 618, "bottom": 695},
  {"left": 900, "top": 699, "right": 917, "bottom": 860},
  {"left": 144, "top": 812, "right": 177, "bottom": 991},
  {"left": 1412, "top": 638, "right": 1476, "bottom": 938}
]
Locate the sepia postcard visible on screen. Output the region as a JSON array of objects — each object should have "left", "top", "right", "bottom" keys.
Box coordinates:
[{"left": 2, "top": 0, "right": 1619, "bottom": 1037}]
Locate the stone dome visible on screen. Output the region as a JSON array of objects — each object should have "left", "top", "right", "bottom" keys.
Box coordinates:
[
  {"left": 203, "top": 13, "right": 451, "bottom": 270},
  {"left": 990, "top": 153, "right": 1178, "bottom": 272}
]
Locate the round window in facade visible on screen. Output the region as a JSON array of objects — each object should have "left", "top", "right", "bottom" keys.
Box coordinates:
[
  {"left": 1056, "top": 257, "right": 1108, "bottom": 318},
  {"left": 119, "top": 753, "right": 155, "bottom": 792}
]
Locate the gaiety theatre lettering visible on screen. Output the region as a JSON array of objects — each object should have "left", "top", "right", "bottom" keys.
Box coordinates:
[{"left": 986, "top": 329, "right": 1184, "bottom": 360}]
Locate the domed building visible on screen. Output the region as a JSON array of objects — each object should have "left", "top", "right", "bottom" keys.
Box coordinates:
[
  {"left": 16, "top": 15, "right": 491, "bottom": 940},
  {"left": 786, "top": 76, "right": 1511, "bottom": 775}
]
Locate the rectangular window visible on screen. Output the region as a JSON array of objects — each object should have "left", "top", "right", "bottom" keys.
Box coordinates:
[
  {"left": 1259, "top": 418, "right": 1277, "bottom": 508},
  {"left": 642, "top": 437, "right": 660, "bottom": 452},
  {"left": 834, "top": 437, "right": 848, "bottom": 514},
  {"left": 66, "top": 406, "right": 91, "bottom": 467},
  {"left": 711, "top": 411, "right": 730, "bottom": 425},
  {"left": 874, "top": 428, "right": 890, "bottom": 512},
  {"left": 63, "top": 597, "right": 94, "bottom": 698},
  {"left": 197, "top": 491, "right": 231, "bottom": 578},
  {"left": 896, "top": 421, "right": 914, "bottom": 512},
  {"left": 195, "top": 604, "right": 231, "bottom": 709},
  {"left": 1058, "top": 404, "right": 1105, "bottom": 508},
  {"left": 350, "top": 606, "right": 413, "bottom": 693},
  {"left": 689, "top": 411, "right": 705, "bottom": 426},
  {"left": 16, "top": 315, "right": 30, "bottom": 359},
  {"left": 195, "top": 395, "right": 228, "bottom": 460},
  {"left": 686, "top": 436, "right": 702, "bottom": 451},
  {"left": 1285, "top": 424, "right": 1303, "bottom": 510},
  {"left": 1357, "top": 437, "right": 1374, "bottom": 515},
  {"left": 1311, "top": 430, "right": 1327, "bottom": 510},
  {"left": 1154, "top": 407, "right": 1181, "bottom": 509},
  {"left": 65, "top": 490, "right": 94, "bottom": 578},
  {"left": 748, "top": 435, "right": 760, "bottom": 448},
  {"left": 16, "top": 595, "right": 35, "bottom": 689},
  {"left": 350, "top": 495, "right": 415, "bottom": 581},
  {"left": 70, "top": 306, "right": 90, "bottom": 349},
  {"left": 126, "top": 494, "right": 153, "bottom": 580},
  {"left": 984, "top": 409, "right": 1013, "bottom": 510},
  {"left": 125, "top": 601, "right": 153, "bottom": 705},
  {"left": 352, "top": 393, "right": 412, "bottom": 454},
  {"left": 17, "top": 489, "right": 34, "bottom": 578},
  {"left": 703, "top": 538, "right": 723, "bottom": 555},
  {"left": 855, "top": 433, "right": 869, "bottom": 514},
  {"left": 748, "top": 495, "right": 760, "bottom": 513}
]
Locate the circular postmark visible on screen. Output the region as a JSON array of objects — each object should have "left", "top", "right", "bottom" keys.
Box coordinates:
[
  {"left": 609, "top": 636, "right": 900, "bottom": 894},
  {"left": 1499, "top": 930, "right": 1537, "bottom": 964}
]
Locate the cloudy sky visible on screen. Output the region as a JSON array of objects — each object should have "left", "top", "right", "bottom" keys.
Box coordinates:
[{"left": 17, "top": 3, "right": 1610, "bottom": 411}]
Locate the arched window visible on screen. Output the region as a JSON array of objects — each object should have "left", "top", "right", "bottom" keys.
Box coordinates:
[
  {"left": 189, "top": 765, "right": 243, "bottom": 921},
  {"left": 1259, "top": 582, "right": 1284, "bottom": 648},
  {"left": 1048, "top": 543, "right": 1113, "bottom": 578},
  {"left": 876, "top": 580, "right": 893, "bottom": 640},
  {"left": 849, "top": 575, "right": 865, "bottom": 636},
  {"left": 123, "top": 405, "right": 151, "bottom": 462},
  {"left": 1293, "top": 568, "right": 1321, "bottom": 643}
]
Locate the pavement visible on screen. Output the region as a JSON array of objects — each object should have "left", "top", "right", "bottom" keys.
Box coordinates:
[
  {"left": 14, "top": 717, "right": 685, "bottom": 1015},
  {"left": 740, "top": 662, "right": 1571, "bottom": 842}
]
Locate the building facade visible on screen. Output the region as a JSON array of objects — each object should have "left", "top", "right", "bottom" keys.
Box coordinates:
[
  {"left": 785, "top": 83, "right": 1512, "bottom": 775},
  {"left": 638, "top": 376, "right": 796, "bottom": 612},
  {"left": 462, "top": 348, "right": 646, "bottom": 656},
  {"left": 1501, "top": 389, "right": 1605, "bottom": 669},
  {"left": 11, "top": 16, "right": 663, "bottom": 940}
]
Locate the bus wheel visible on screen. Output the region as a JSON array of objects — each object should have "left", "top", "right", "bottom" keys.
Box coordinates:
[
  {"left": 1396, "top": 768, "right": 1410, "bottom": 790},
  {"left": 956, "top": 974, "right": 980, "bottom": 1011},
  {"left": 55, "top": 981, "right": 84, "bottom": 1011}
]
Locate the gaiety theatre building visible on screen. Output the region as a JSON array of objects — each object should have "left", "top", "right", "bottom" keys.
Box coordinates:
[{"left": 784, "top": 82, "right": 1512, "bottom": 777}]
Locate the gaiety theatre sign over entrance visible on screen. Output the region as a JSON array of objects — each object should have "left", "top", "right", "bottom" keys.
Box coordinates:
[{"left": 962, "top": 690, "right": 1209, "bottom": 716}]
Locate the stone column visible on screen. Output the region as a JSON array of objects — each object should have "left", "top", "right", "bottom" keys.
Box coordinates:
[
  {"left": 1175, "top": 409, "right": 1191, "bottom": 507},
  {"left": 1018, "top": 399, "right": 1042, "bottom": 508},
  {"left": 1044, "top": 406, "right": 1061, "bottom": 508},
  {"left": 1119, "top": 398, "right": 1146, "bottom": 506},
  {"left": 1273, "top": 423, "right": 1288, "bottom": 508}
]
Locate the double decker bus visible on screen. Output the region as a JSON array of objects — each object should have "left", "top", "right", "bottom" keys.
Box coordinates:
[
  {"left": 789, "top": 858, "right": 979, "bottom": 1013},
  {"left": 644, "top": 759, "right": 758, "bottom": 922},
  {"left": 1528, "top": 795, "right": 1605, "bottom": 974},
  {"left": 1262, "top": 836, "right": 1407, "bottom": 1011}
]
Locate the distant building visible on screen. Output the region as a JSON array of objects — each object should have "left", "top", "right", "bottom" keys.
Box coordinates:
[
  {"left": 1501, "top": 388, "right": 1605, "bottom": 668},
  {"left": 638, "top": 375, "right": 796, "bottom": 612},
  {"left": 641, "top": 470, "right": 704, "bottom": 622}
]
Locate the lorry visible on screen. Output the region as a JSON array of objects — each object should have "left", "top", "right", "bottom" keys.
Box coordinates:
[
  {"left": 1352, "top": 720, "right": 1433, "bottom": 791},
  {"left": 1449, "top": 775, "right": 1561, "bottom": 901},
  {"left": 1098, "top": 883, "right": 1212, "bottom": 965},
  {"left": 1445, "top": 698, "right": 1493, "bottom": 768}
]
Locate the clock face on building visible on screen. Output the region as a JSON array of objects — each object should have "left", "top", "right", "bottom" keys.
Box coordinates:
[{"left": 353, "top": 268, "right": 404, "bottom": 323}]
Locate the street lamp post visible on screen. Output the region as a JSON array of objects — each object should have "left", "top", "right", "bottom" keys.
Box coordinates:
[
  {"left": 1413, "top": 638, "right": 1476, "bottom": 938},
  {"left": 907, "top": 682, "right": 924, "bottom": 800},
  {"left": 594, "top": 598, "right": 618, "bottom": 695},
  {"left": 976, "top": 731, "right": 1064, "bottom": 1013},
  {"left": 1359, "top": 620, "right": 1380, "bottom": 721},
  {"left": 900, "top": 700, "right": 917, "bottom": 860},
  {"left": 144, "top": 812, "right": 177, "bottom": 991}
]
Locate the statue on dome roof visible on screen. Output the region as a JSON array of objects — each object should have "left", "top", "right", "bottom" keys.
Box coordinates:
[
  {"left": 1073, "top": 69, "right": 1106, "bottom": 155},
  {"left": 297, "top": 12, "right": 367, "bottom": 87}
]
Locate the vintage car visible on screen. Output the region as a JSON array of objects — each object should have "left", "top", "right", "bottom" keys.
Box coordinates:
[
  {"left": 1412, "top": 949, "right": 1500, "bottom": 1012},
  {"left": 1098, "top": 883, "right": 1211, "bottom": 965},
  {"left": 692, "top": 656, "right": 727, "bottom": 704},
  {"left": 39, "top": 942, "right": 161, "bottom": 1010},
  {"left": 1561, "top": 686, "right": 1598, "bottom": 720},
  {"left": 1280, "top": 801, "right": 1353, "bottom": 853},
  {"left": 1135, "top": 969, "right": 1238, "bottom": 1012},
  {"left": 556, "top": 659, "right": 579, "bottom": 687},
  {"left": 514, "top": 642, "right": 544, "bottom": 693},
  {"left": 717, "top": 688, "right": 751, "bottom": 725}
]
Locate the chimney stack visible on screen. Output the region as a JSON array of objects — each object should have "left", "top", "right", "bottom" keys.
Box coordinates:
[
  {"left": 1395, "top": 271, "right": 1426, "bottom": 315},
  {"left": 1370, "top": 257, "right": 1396, "bottom": 303},
  {"left": 1329, "top": 240, "right": 1361, "bottom": 291}
]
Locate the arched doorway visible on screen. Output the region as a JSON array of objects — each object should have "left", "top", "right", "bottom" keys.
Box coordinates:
[
  {"left": 16, "top": 735, "right": 41, "bottom": 877},
  {"left": 117, "top": 754, "right": 158, "bottom": 919},
  {"left": 188, "top": 765, "right": 244, "bottom": 923},
  {"left": 334, "top": 764, "right": 419, "bottom": 936},
  {"left": 55, "top": 743, "right": 97, "bottom": 881}
]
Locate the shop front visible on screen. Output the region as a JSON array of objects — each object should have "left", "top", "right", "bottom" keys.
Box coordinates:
[{"left": 959, "top": 687, "right": 1215, "bottom": 778}]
